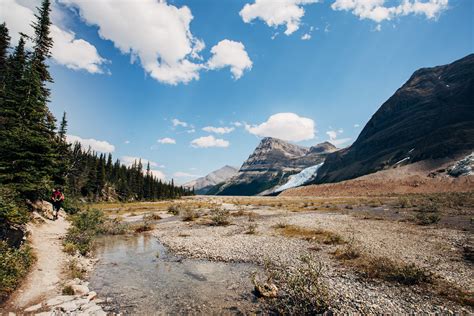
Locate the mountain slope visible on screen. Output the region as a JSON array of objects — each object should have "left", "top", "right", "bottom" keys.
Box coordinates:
[
  {"left": 214, "top": 138, "right": 337, "bottom": 196},
  {"left": 313, "top": 54, "right": 474, "bottom": 184},
  {"left": 184, "top": 165, "right": 238, "bottom": 194}
]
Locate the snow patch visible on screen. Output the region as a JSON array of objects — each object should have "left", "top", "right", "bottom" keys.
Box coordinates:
[{"left": 275, "top": 163, "right": 324, "bottom": 192}]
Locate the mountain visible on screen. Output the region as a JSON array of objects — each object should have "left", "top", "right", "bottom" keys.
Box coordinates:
[
  {"left": 212, "top": 138, "right": 337, "bottom": 196},
  {"left": 183, "top": 165, "right": 238, "bottom": 194},
  {"left": 313, "top": 54, "right": 474, "bottom": 184}
]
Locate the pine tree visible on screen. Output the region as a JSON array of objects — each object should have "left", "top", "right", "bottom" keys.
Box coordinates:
[
  {"left": 58, "top": 112, "right": 67, "bottom": 140},
  {"left": 0, "top": 22, "right": 11, "bottom": 87}
]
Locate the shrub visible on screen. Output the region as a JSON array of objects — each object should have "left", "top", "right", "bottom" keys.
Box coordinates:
[
  {"left": 210, "top": 208, "right": 230, "bottom": 226},
  {"left": 333, "top": 245, "right": 361, "bottom": 260},
  {"left": 167, "top": 204, "right": 180, "bottom": 215},
  {"left": 64, "top": 209, "right": 104, "bottom": 255},
  {"left": 355, "top": 256, "right": 430, "bottom": 285},
  {"left": 259, "top": 255, "right": 330, "bottom": 314},
  {"left": 246, "top": 224, "right": 258, "bottom": 235},
  {"left": 0, "top": 191, "right": 29, "bottom": 228},
  {"left": 62, "top": 285, "right": 75, "bottom": 295},
  {"left": 63, "top": 242, "right": 77, "bottom": 255},
  {"left": 181, "top": 208, "right": 199, "bottom": 222},
  {"left": 276, "top": 225, "right": 345, "bottom": 245},
  {"left": 414, "top": 211, "right": 441, "bottom": 225},
  {"left": 100, "top": 217, "right": 129, "bottom": 235},
  {"left": 0, "top": 241, "right": 35, "bottom": 303},
  {"left": 67, "top": 259, "right": 85, "bottom": 279}
]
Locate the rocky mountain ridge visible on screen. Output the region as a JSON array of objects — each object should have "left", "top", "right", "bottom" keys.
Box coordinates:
[
  {"left": 312, "top": 54, "right": 474, "bottom": 184},
  {"left": 184, "top": 165, "right": 238, "bottom": 195},
  {"left": 212, "top": 137, "right": 337, "bottom": 196}
]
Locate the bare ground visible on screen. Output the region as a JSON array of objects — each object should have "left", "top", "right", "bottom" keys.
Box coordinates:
[
  {"left": 144, "top": 196, "right": 474, "bottom": 313},
  {"left": 4, "top": 212, "right": 69, "bottom": 310}
]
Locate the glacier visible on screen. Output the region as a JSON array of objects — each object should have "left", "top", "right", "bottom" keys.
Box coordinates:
[{"left": 275, "top": 163, "right": 324, "bottom": 192}]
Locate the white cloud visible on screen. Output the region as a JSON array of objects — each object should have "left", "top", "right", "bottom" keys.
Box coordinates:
[
  {"left": 186, "top": 128, "right": 196, "bottom": 133},
  {"left": 66, "top": 134, "right": 115, "bottom": 153},
  {"left": 331, "top": 0, "right": 449, "bottom": 23},
  {"left": 240, "top": 0, "right": 319, "bottom": 36},
  {"left": 354, "top": 124, "right": 360, "bottom": 128},
  {"left": 173, "top": 171, "right": 200, "bottom": 178},
  {"left": 191, "top": 135, "right": 230, "bottom": 148},
  {"left": 157, "top": 137, "right": 176, "bottom": 144},
  {"left": 150, "top": 169, "right": 166, "bottom": 180},
  {"left": 59, "top": 0, "right": 205, "bottom": 84},
  {"left": 301, "top": 33, "right": 312, "bottom": 40},
  {"left": 207, "top": 40, "right": 253, "bottom": 79},
  {"left": 232, "top": 121, "right": 243, "bottom": 127},
  {"left": 0, "top": 0, "right": 107, "bottom": 74},
  {"left": 245, "top": 113, "right": 315, "bottom": 142},
  {"left": 124, "top": 140, "right": 130, "bottom": 144},
  {"left": 172, "top": 118, "right": 188, "bottom": 127},
  {"left": 120, "top": 156, "right": 158, "bottom": 168},
  {"left": 326, "top": 130, "right": 351, "bottom": 146},
  {"left": 50, "top": 25, "right": 107, "bottom": 74},
  {"left": 202, "top": 126, "right": 235, "bottom": 134}
]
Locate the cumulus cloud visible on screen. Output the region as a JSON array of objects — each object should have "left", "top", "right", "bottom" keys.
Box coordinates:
[
  {"left": 149, "top": 169, "right": 166, "bottom": 180},
  {"left": 245, "top": 113, "right": 315, "bottom": 142},
  {"left": 157, "top": 137, "right": 176, "bottom": 144},
  {"left": 59, "top": 0, "right": 207, "bottom": 84},
  {"left": 202, "top": 126, "right": 235, "bottom": 134},
  {"left": 172, "top": 118, "right": 188, "bottom": 127},
  {"left": 331, "top": 0, "right": 449, "bottom": 23},
  {"left": 207, "top": 40, "right": 253, "bottom": 79},
  {"left": 190, "top": 135, "right": 230, "bottom": 148},
  {"left": 232, "top": 121, "right": 243, "bottom": 127},
  {"left": 0, "top": 0, "right": 107, "bottom": 74},
  {"left": 66, "top": 135, "right": 115, "bottom": 153},
  {"left": 326, "top": 130, "right": 351, "bottom": 146},
  {"left": 120, "top": 156, "right": 159, "bottom": 168},
  {"left": 240, "top": 0, "right": 319, "bottom": 35}
]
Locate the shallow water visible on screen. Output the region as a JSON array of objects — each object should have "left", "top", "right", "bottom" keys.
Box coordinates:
[{"left": 88, "top": 234, "right": 262, "bottom": 315}]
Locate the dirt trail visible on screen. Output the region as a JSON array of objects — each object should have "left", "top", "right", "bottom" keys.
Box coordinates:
[{"left": 7, "top": 213, "right": 69, "bottom": 310}]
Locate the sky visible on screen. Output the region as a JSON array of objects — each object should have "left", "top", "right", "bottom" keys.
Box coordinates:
[{"left": 2, "top": 0, "right": 473, "bottom": 184}]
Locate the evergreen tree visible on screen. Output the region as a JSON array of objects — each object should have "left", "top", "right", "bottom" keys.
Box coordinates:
[{"left": 0, "top": 23, "right": 10, "bottom": 87}]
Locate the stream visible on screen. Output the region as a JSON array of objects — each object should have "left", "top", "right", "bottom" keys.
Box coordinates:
[{"left": 88, "top": 233, "right": 262, "bottom": 314}]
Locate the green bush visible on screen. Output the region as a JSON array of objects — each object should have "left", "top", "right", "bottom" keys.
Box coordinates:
[
  {"left": 0, "top": 241, "right": 35, "bottom": 303},
  {"left": 0, "top": 191, "right": 29, "bottom": 228},
  {"left": 210, "top": 208, "right": 230, "bottom": 226},
  {"left": 65, "top": 209, "right": 105, "bottom": 255}
]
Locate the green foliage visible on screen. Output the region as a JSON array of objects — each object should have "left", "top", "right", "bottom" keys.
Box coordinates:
[
  {"left": 0, "top": 190, "right": 29, "bottom": 228},
  {"left": 65, "top": 208, "right": 104, "bottom": 255},
  {"left": 0, "top": 241, "right": 35, "bottom": 303}
]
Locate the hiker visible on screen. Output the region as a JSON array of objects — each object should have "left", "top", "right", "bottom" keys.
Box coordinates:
[{"left": 51, "top": 188, "right": 64, "bottom": 220}]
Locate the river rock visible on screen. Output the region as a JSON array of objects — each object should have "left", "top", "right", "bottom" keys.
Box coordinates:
[
  {"left": 24, "top": 303, "right": 43, "bottom": 312},
  {"left": 72, "top": 284, "right": 89, "bottom": 296},
  {"left": 46, "top": 295, "right": 75, "bottom": 306},
  {"left": 87, "top": 291, "right": 98, "bottom": 301},
  {"left": 57, "top": 301, "right": 78, "bottom": 312}
]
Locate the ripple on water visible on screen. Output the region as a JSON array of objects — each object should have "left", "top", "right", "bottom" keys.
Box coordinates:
[{"left": 88, "top": 234, "right": 262, "bottom": 314}]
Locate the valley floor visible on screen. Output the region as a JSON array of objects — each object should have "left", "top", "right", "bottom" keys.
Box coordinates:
[{"left": 96, "top": 194, "right": 473, "bottom": 314}]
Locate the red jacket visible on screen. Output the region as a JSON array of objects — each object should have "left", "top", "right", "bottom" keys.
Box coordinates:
[{"left": 51, "top": 191, "right": 64, "bottom": 202}]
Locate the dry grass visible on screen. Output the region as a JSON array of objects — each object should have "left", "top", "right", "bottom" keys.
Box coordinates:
[
  {"left": 67, "top": 259, "right": 85, "bottom": 279},
  {"left": 181, "top": 208, "right": 199, "bottom": 222},
  {"left": 210, "top": 208, "right": 231, "bottom": 226},
  {"left": 257, "top": 255, "right": 331, "bottom": 314},
  {"left": 245, "top": 224, "right": 258, "bottom": 235},
  {"left": 275, "top": 225, "right": 345, "bottom": 245}
]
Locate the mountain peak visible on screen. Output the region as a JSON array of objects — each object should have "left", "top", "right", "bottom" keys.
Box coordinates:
[{"left": 309, "top": 142, "right": 338, "bottom": 154}]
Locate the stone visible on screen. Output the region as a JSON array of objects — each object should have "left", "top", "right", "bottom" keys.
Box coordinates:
[
  {"left": 87, "top": 291, "right": 98, "bottom": 301},
  {"left": 58, "top": 301, "right": 78, "bottom": 312},
  {"left": 71, "top": 284, "right": 89, "bottom": 296},
  {"left": 46, "top": 295, "right": 75, "bottom": 306},
  {"left": 24, "top": 303, "right": 43, "bottom": 312}
]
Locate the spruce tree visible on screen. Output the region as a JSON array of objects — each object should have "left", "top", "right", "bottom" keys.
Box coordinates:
[{"left": 0, "top": 22, "right": 10, "bottom": 87}]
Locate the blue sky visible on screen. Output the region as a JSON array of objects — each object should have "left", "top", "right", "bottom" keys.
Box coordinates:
[{"left": 2, "top": 0, "right": 473, "bottom": 183}]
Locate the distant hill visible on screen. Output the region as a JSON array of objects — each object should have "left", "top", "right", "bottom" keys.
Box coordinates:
[
  {"left": 183, "top": 165, "right": 238, "bottom": 194},
  {"left": 212, "top": 137, "right": 337, "bottom": 196},
  {"left": 312, "top": 54, "right": 474, "bottom": 184}
]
